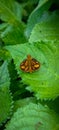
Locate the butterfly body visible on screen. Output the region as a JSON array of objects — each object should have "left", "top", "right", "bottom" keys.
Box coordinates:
[{"left": 20, "top": 55, "right": 40, "bottom": 73}]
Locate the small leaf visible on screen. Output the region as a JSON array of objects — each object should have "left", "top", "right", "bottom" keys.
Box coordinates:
[
  {"left": 5, "top": 103, "right": 59, "bottom": 130},
  {"left": 0, "top": 61, "right": 13, "bottom": 125},
  {"left": 5, "top": 42, "right": 59, "bottom": 100}
]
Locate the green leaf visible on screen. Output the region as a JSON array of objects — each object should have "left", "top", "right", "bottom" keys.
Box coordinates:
[
  {"left": 1, "top": 24, "right": 27, "bottom": 45},
  {"left": 5, "top": 42, "right": 59, "bottom": 100},
  {"left": 12, "top": 1, "right": 23, "bottom": 21},
  {"left": 0, "top": 0, "right": 26, "bottom": 41},
  {"left": 29, "top": 11, "right": 59, "bottom": 43},
  {"left": 0, "top": 61, "right": 13, "bottom": 125},
  {"left": 25, "top": 0, "right": 52, "bottom": 38},
  {"left": 0, "top": 0, "right": 27, "bottom": 44},
  {"left": 0, "top": 61, "right": 10, "bottom": 87},
  {"left": 0, "top": 0, "right": 23, "bottom": 23},
  {"left": 5, "top": 103, "right": 59, "bottom": 130}
]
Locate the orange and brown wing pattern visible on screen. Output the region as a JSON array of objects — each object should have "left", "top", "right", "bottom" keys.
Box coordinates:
[
  {"left": 20, "top": 55, "right": 40, "bottom": 73},
  {"left": 20, "top": 59, "right": 29, "bottom": 72},
  {"left": 31, "top": 58, "right": 40, "bottom": 71}
]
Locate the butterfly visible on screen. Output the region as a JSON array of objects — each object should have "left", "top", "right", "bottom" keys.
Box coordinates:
[{"left": 20, "top": 55, "right": 40, "bottom": 73}]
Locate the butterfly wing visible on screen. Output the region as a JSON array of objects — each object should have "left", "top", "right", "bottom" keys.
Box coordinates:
[
  {"left": 31, "top": 58, "right": 40, "bottom": 71},
  {"left": 20, "top": 57, "right": 40, "bottom": 73},
  {"left": 20, "top": 59, "right": 29, "bottom": 72}
]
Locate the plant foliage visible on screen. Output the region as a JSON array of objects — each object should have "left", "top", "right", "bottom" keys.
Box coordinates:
[
  {"left": 29, "top": 11, "right": 59, "bottom": 43},
  {"left": 5, "top": 103, "right": 59, "bottom": 130},
  {"left": 0, "top": 61, "right": 13, "bottom": 125},
  {"left": 0, "top": 0, "right": 59, "bottom": 129},
  {"left": 5, "top": 41, "right": 59, "bottom": 100}
]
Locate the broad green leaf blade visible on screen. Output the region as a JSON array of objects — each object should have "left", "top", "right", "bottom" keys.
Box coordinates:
[
  {"left": 25, "top": 0, "right": 52, "bottom": 38},
  {"left": 5, "top": 103, "right": 59, "bottom": 130},
  {"left": 0, "top": 0, "right": 23, "bottom": 23},
  {"left": 0, "top": 61, "right": 13, "bottom": 125},
  {"left": 5, "top": 42, "right": 59, "bottom": 100},
  {"left": 29, "top": 11, "right": 59, "bottom": 43},
  {"left": 1, "top": 24, "right": 27, "bottom": 45}
]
